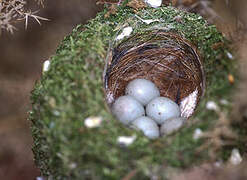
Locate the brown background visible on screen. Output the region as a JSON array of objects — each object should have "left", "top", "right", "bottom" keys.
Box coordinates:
[{"left": 0, "top": 1, "right": 101, "bottom": 179}]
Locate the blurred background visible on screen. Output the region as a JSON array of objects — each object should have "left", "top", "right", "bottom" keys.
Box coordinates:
[
  {"left": 0, "top": 0, "right": 101, "bottom": 179},
  {"left": 0, "top": 0, "right": 246, "bottom": 180}
]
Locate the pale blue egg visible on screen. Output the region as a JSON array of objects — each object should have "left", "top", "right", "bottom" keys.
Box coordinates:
[
  {"left": 131, "top": 116, "right": 159, "bottom": 139},
  {"left": 125, "top": 79, "right": 160, "bottom": 105},
  {"left": 160, "top": 117, "right": 186, "bottom": 136},
  {"left": 112, "top": 95, "right": 145, "bottom": 125},
  {"left": 146, "top": 97, "right": 181, "bottom": 124}
]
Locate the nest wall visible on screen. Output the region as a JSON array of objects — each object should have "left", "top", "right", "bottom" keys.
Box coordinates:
[{"left": 30, "top": 6, "right": 237, "bottom": 179}]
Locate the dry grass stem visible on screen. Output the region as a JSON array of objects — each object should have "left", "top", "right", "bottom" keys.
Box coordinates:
[{"left": 0, "top": 0, "right": 48, "bottom": 34}]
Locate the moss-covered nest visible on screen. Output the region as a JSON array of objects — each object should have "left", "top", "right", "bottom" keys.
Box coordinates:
[{"left": 30, "top": 6, "right": 238, "bottom": 179}]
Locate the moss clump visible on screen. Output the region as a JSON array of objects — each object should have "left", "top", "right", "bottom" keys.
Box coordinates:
[{"left": 30, "top": 6, "right": 237, "bottom": 179}]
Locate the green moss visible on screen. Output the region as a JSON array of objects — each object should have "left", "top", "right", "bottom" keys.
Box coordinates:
[{"left": 29, "top": 6, "right": 238, "bottom": 179}]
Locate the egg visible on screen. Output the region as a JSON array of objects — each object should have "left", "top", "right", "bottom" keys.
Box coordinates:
[
  {"left": 160, "top": 117, "right": 186, "bottom": 136},
  {"left": 125, "top": 79, "right": 160, "bottom": 106},
  {"left": 131, "top": 116, "right": 159, "bottom": 139},
  {"left": 112, "top": 95, "right": 145, "bottom": 125},
  {"left": 146, "top": 97, "right": 181, "bottom": 124}
]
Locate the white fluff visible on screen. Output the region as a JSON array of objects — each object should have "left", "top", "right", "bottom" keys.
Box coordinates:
[
  {"left": 131, "top": 116, "right": 159, "bottom": 139},
  {"left": 179, "top": 89, "right": 198, "bottom": 118},
  {"left": 117, "top": 135, "right": 136, "bottom": 146},
  {"left": 227, "top": 52, "right": 233, "bottom": 59},
  {"left": 135, "top": 15, "right": 159, "bottom": 25},
  {"left": 220, "top": 99, "right": 229, "bottom": 105},
  {"left": 43, "top": 60, "right": 50, "bottom": 72},
  {"left": 144, "top": 0, "right": 162, "bottom": 8},
  {"left": 84, "top": 116, "right": 103, "bottom": 128},
  {"left": 112, "top": 95, "right": 145, "bottom": 124},
  {"left": 36, "top": 177, "right": 45, "bottom": 180},
  {"left": 146, "top": 97, "right": 181, "bottom": 124},
  {"left": 229, "top": 148, "right": 242, "bottom": 165},
  {"left": 116, "top": 27, "right": 133, "bottom": 40},
  {"left": 206, "top": 101, "right": 218, "bottom": 111},
  {"left": 125, "top": 79, "right": 160, "bottom": 105},
  {"left": 193, "top": 128, "right": 203, "bottom": 140},
  {"left": 160, "top": 117, "right": 185, "bottom": 136}
]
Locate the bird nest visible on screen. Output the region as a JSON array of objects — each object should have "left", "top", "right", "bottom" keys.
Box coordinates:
[{"left": 104, "top": 30, "right": 205, "bottom": 118}]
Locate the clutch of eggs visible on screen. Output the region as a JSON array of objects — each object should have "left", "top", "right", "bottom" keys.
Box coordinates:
[{"left": 112, "top": 78, "right": 185, "bottom": 139}]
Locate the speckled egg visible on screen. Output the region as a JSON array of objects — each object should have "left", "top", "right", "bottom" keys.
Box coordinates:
[
  {"left": 131, "top": 116, "right": 159, "bottom": 139},
  {"left": 146, "top": 97, "right": 181, "bottom": 124},
  {"left": 112, "top": 95, "right": 145, "bottom": 125},
  {"left": 125, "top": 79, "right": 160, "bottom": 106}
]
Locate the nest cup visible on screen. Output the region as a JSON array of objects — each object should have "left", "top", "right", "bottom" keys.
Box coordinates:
[{"left": 104, "top": 30, "right": 205, "bottom": 118}]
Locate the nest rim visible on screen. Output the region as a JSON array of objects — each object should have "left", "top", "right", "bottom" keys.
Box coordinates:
[{"left": 103, "top": 30, "right": 205, "bottom": 119}]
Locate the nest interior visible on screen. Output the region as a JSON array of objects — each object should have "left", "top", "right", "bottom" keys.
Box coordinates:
[{"left": 105, "top": 31, "right": 205, "bottom": 117}]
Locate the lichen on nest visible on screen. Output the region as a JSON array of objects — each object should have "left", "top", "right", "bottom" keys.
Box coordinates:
[{"left": 29, "top": 5, "right": 239, "bottom": 179}]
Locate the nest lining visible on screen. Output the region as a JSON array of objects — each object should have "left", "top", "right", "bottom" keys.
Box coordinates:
[{"left": 104, "top": 30, "right": 205, "bottom": 118}]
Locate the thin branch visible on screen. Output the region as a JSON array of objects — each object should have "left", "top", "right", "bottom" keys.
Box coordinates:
[{"left": 0, "top": 0, "right": 48, "bottom": 34}]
